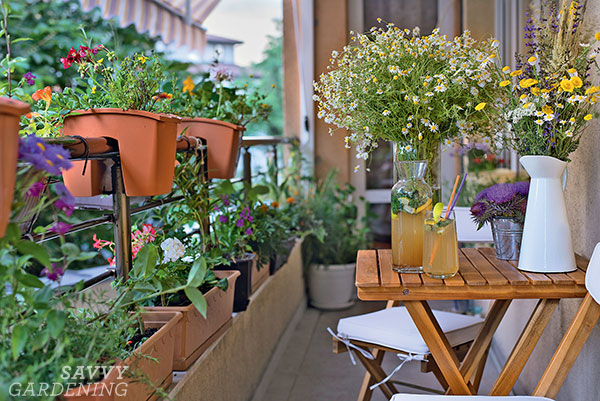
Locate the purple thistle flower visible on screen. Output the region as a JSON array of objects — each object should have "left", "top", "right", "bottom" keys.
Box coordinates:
[
  {"left": 245, "top": 227, "right": 253, "bottom": 236},
  {"left": 470, "top": 202, "right": 487, "bottom": 218},
  {"left": 218, "top": 215, "right": 228, "bottom": 223},
  {"left": 41, "top": 263, "right": 64, "bottom": 281},
  {"left": 26, "top": 181, "right": 45, "bottom": 198},
  {"left": 23, "top": 72, "right": 36, "bottom": 86},
  {"left": 236, "top": 219, "right": 244, "bottom": 228},
  {"left": 50, "top": 221, "right": 72, "bottom": 236}
]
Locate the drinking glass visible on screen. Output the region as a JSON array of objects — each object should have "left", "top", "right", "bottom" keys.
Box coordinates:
[{"left": 422, "top": 210, "right": 459, "bottom": 279}]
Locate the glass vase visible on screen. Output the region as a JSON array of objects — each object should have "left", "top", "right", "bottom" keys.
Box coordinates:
[
  {"left": 391, "top": 160, "right": 432, "bottom": 273},
  {"left": 393, "top": 142, "right": 440, "bottom": 204}
]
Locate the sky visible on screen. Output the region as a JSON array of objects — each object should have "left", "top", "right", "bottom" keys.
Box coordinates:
[{"left": 202, "top": 0, "right": 283, "bottom": 67}]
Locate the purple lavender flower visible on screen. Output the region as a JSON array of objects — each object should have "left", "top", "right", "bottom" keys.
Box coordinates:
[
  {"left": 50, "top": 221, "right": 72, "bottom": 236},
  {"left": 26, "top": 181, "right": 45, "bottom": 198},
  {"left": 245, "top": 227, "right": 253, "bottom": 236},
  {"left": 41, "top": 263, "right": 64, "bottom": 281},
  {"left": 23, "top": 72, "right": 36, "bottom": 86},
  {"left": 236, "top": 219, "right": 244, "bottom": 228},
  {"left": 218, "top": 215, "right": 228, "bottom": 223}
]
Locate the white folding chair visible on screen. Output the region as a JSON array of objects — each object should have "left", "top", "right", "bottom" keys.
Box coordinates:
[
  {"left": 391, "top": 242, "right": 600, "bottom": 400},
  {"left": 330, "top": 302, "right": 485, "bottom": 400}
]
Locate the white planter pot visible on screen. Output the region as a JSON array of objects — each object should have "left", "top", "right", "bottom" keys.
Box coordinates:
[
  {"left": 518, "top": 155, "right": 576, "bottom": 273},
  {"left": 307, "top": 263, "right": 356, "bottom": 310}
]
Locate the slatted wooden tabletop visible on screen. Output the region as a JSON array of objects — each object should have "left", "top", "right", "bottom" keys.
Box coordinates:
[{"left": 356, "top": 248, "right": 588, "bottom": 301}]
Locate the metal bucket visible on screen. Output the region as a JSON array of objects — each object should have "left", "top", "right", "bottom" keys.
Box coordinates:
[{"left": 491, "top": 218, "right": 524, "bottom": 260}]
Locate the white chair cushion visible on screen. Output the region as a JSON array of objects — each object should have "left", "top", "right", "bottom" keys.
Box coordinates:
[
  {"left": 337, "top": 306, "right": 483, "bottom": 354},
  {"left": 391, "top": 396, "right": 553, "bottom": 400}
]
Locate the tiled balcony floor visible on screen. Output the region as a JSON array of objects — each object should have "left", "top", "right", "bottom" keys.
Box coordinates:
[{"left": 257, "top": 301, "right": 500, "bottom": 401}]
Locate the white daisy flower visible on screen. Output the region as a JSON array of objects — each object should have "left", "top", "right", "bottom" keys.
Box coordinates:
[{"left": 535, "top": 119, "right": 544, "bottom": 125}]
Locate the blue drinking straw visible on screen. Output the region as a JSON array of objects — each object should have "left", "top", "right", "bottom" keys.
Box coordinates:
[{"left": 448, "top": 173, "right": 467, "bottom": 216}]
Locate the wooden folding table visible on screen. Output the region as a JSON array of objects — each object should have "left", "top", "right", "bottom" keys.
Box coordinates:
[{"left": 355, "top": 247, "right": 588, "bottom": 396}]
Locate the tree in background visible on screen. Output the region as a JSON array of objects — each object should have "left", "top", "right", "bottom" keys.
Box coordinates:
[
  {"left": 242, "top": 19, "right": 283, "bottom": 137},
  {"left": 0, "top": 0, "right": 187, "bottom": 89}
]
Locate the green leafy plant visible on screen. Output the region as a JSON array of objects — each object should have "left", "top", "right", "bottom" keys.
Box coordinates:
[
  {"left": 165, "top": 65, "right": 273, "bottom": 127},
  {"left": 302, "top": 170, "right": 370, "bottom": 266}
]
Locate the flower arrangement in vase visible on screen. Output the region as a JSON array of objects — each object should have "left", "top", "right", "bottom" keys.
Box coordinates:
[
  {"left": 483, "top": 0, "right": 600, "bottom": 272},
  {"left": 314, "top": 21, "right": 501, "bottom": 271},
  {"left": 471, "top": 182, "right": 529, "bottom": 260}
]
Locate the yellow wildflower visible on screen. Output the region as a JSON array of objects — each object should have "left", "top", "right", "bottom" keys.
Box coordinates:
[
  {"left": 584, "top": 114, "right": 593, "bottom": 121},
  {"left": 499, "top": 80, "right": 511, "bottom": 87},
  {"left": 137, "top": 55, "right": 148, "bottom": 64},
  {"left": 541, "top": 105, "right": 553, "bottom": 115},
  {"left": 475, "top": 102, "right": 486, "bottom": 111},
  {"left": 570, "top": 76, "right": 583, "bottom": 88},
  {"left": 531, "top": 87, "right": 540, "bottom": 96},
  {"left": 560, "top": 79, "right": 574, "bottom": 92},
  {"left": 502, "top": 66, "right": 510, "bottom": 73},
  {"left": 595, "top": 32, "right": 600, "bottom": 41},
  {"left": 527, "top": 56, "right": 538, "bottom": 65},
  {"left": 585, "top": 86, "right": 599, "bottom": 95},
  {"left": 509, "top": 70, "right": 523, "bottom": 77},
  {"left": 91, "top": 86, "right": 96, "bottom": 94},
  {"left": 182, "top": 76, "right": 195, "bottom": 94},
  {"left": 519, "top": 78, "right": 538, "bottom": 88}
]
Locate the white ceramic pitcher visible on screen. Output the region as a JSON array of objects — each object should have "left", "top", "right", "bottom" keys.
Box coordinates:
[{"left": 518, "top": 155, "right": 576, "bottom": 273}]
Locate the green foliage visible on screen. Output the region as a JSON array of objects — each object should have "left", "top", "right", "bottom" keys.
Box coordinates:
[
  {"left": 301, "top": 171, "right": 370, "bottom": 266},
  {"left": 166, "top": 68, "right": 273, "bottom": 127}
]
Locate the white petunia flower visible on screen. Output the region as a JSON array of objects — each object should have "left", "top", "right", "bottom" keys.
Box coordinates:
[{"left": 161, "top": 238, "right": 185, "bottom": 263}]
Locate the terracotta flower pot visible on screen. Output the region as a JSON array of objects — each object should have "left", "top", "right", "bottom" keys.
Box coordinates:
[
  {"left": 61, "top": 109, "right": 180, "bottom": 197},
  {"left": 144, "top": 270, "right": 239, "bottom": 370},
  {"left": 0, "top": 97, "right": 30, "bottom": 237},
  {"left": 251, "top": 255, "right": 269, "bottom": 294},
  {"left": 178, "top": 118, "right": 244, "bottom": 179},
  {"left": 62, "top": 311, "right": 182, "bottom": 401},
  {"left": 213, "top": 253, "right": 256, "bottom": 312}
]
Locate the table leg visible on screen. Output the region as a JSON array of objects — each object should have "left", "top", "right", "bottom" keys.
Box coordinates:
[
  {"left": 489, "top": 298, "right": 559, "bottom": 396},
  {"left": 404, "top": 300, "right": 473, "bottom": 395},
  {"left": 446, "top": 299, "right": 512, "bottom": 394}
]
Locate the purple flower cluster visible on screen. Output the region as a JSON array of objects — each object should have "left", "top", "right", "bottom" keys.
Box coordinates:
[
  {"left": 209, "top": 65, "right": 233, "bottom": 83},
  {"left": 471, "top": 181, "right": 529, "bottom": 228},
  {"left": 23, "top": 72, "right": 36, "bottom": 86},
  {"left": 41, "top": 263, "right": 64, "bottom": 282},
  {"left": 19, "top": 135, "right": 73, "bottom": 175}
]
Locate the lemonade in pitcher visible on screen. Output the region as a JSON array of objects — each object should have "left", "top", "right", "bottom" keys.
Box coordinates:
[{"left": 391, "top": 161, "right": 432, "bottom": 273}]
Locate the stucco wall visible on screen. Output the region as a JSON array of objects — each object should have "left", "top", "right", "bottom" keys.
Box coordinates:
[{"left": 490, "top": 4, "right": 600, "bottom": 400}]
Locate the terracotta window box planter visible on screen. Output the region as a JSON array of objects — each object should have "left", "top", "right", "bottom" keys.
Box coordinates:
[
  {"left": 270, "top": 237, "right": 298, "bottom": 275},
  {"left": 61, "top": 109, "right": 180, "bottom": 197},
  {"left": 62, "top": 311, "right": 182, "bottom": 401},
  {"left": 251, "top": 255, "right": 269, "bottom": 294},
  {"left": 178, "top": 118, "right": 244, "bottom": 179},
  {"left": 213, "top": 253, "right": 256, "bottom": 312},
  {"left": 143, "top": 270, "right": 239, "bottom": 371},
  {"left": 0, "top": 97, "right": 30, "bottom": 237}
]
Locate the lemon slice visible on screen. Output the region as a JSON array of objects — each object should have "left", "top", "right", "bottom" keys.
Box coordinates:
[
  {"left": 433, "top": 202, "right": 444, "bottom": 223},
  {"left": 414, "top": 198, "right": 432, "bottom": 214},
  {"left": 391, "top": 211, "right": 399, "bottom": 219}
]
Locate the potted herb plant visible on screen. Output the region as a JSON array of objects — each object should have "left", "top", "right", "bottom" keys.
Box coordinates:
[
  {"left": 167, "top": 66, "right": 272, "bottom": 179},
  {"left": 470, "top": 181, "right": 529, "bottom": 260},
  {"left": 303, "top": 171, "right": 370, "bottom": 310},
  {"left": 483, "top": 1, "right": 599, "bottom": 272},
  {"left": 53, "top": 46, "right": 180, "bottom": 197}
]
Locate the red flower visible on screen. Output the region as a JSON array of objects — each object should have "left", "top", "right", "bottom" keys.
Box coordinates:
[{"left": 473, "top": 157, "right": 482, "bottom": 164}]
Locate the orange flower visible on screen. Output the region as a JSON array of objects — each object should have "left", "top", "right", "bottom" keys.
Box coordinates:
[
  {"left": 286, "top": 197, "right": 295, "bottom": 204},
  {"left": 25, "top": 112, "right": 40, "bottom": 119},
  {"left": 32, "top": 86, "right": 52, "bottom": 105},
  {"left": 260, "top": 204, "right": 269, "bottom": 212},
  {"left": 271, "top": 201, "right": 279, "bottom": 209}
]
